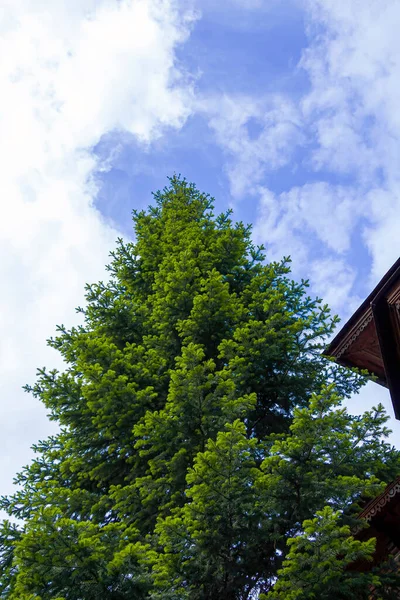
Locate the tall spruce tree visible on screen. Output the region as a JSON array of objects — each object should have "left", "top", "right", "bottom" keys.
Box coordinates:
[{"left": 1, "top": 177, "right": 399, "bottom": 599}]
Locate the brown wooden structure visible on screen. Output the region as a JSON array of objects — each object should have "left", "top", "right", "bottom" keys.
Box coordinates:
[
  {"left": 352, "top": 477, "right": 400, "bottom": 594},
  {"left": 325, "top": 258, "right": 400, "bottom": 419},
  {"left": 356, "top": 477, "right": 400, "bottom": 567}
]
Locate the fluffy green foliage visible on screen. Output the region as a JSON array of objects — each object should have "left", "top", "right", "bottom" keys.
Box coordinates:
[
  {"left": 0, "top": 177, "right": 399, "bottom": 599},
  {"left": 262, "top": 506, "right": 400, "bottom": 600}
]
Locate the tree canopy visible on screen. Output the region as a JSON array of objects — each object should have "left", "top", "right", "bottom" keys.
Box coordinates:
[{"left": 1, "top": 177, "right": 399, "bottom": 599}]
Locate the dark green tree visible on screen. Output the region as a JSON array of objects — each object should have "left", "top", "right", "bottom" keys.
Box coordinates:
[{"left": 0, "top": 177, "right": 399, "bottom": 599}]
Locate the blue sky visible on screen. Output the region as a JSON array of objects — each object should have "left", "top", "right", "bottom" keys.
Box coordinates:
[{"left": 1, "top": 0, "right": 400, "bottom": 497}]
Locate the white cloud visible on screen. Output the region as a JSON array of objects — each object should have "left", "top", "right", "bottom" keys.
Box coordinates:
[
  {"left": 204, "top": 0, "right": 400, "bottom": 307},
  {"left": 204, "top": 0, "right": 400, "bottom": 286},
  {"left": 253, "top": 187, "right": 309, "bottom": 266},
  {"left": 308, "top": 258, "right": 361, "bottom": 318},
  {"left": 362, "top": 186, "right": 400, "bottom": 286},
  {"left": 255, "top": 182, "right": 364, "bottom": 255},
  {"left": 253, "top": 183, "right": 366, "bottom": 316},
  {"left": 200, "top": 94, "right": 303, "bottom": 198},
  {"left": 0, "top": 0, "right": 195, "bottom": 498},
  {"left": 299, "top": 0, "right": 400, "bottom": 282}
]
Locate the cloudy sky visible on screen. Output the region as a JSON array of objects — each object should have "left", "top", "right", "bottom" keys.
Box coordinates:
[{"left": 1, "top": 0, "right": 400, "bottom": 499}]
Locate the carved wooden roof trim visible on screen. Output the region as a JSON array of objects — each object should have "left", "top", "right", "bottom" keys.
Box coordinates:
[
  {"left": 333, "top": 308, "right": 374, "bottom": 359},
  {"left": 358, "top": 477, "right": 400, "bottom": 523}
]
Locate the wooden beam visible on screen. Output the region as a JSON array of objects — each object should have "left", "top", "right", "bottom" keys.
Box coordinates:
[{"left": 372, "top": 296, "right": 400, "bottom": 420}]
